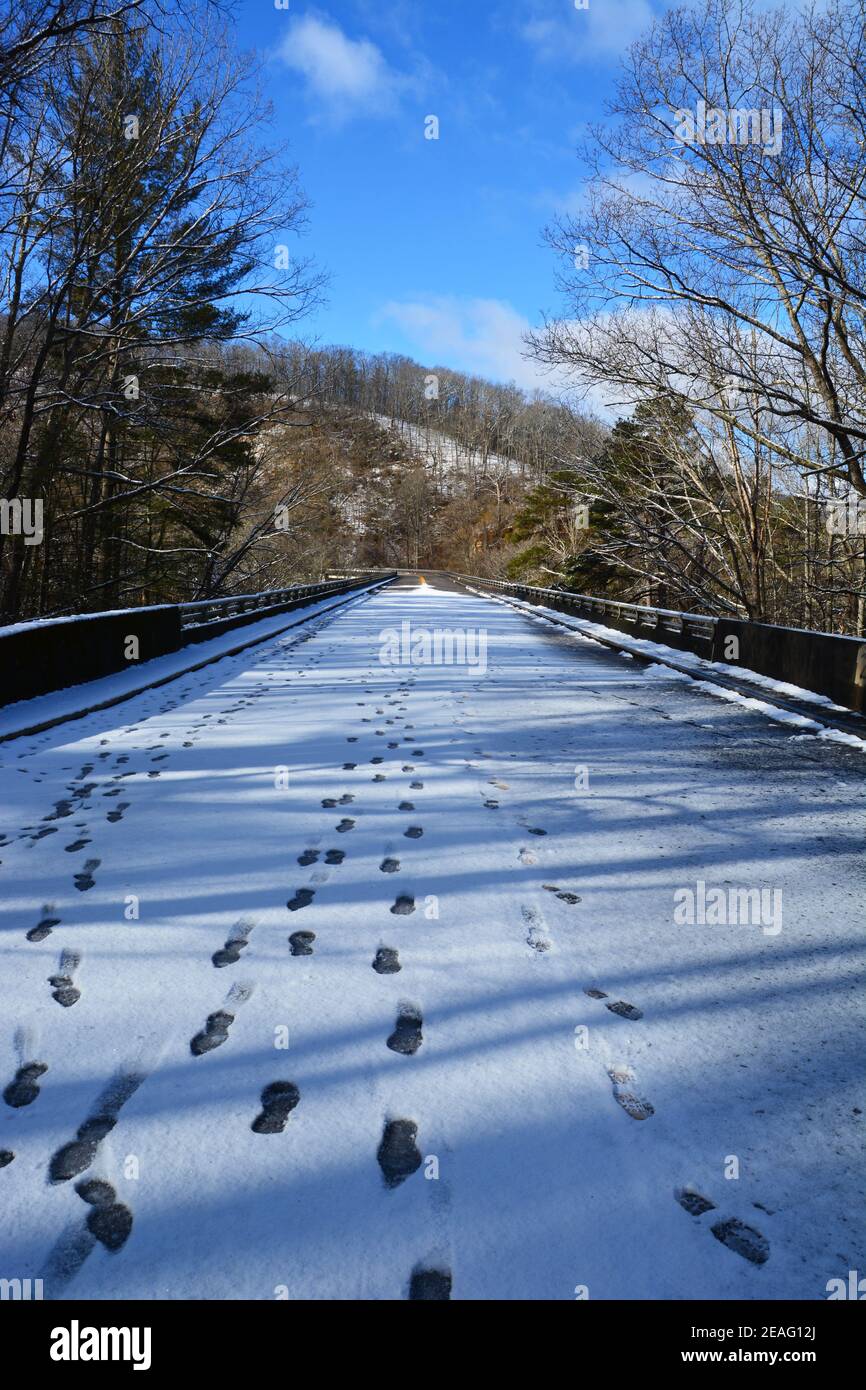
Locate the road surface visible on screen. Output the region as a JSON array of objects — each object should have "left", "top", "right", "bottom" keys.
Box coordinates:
[{"left": 0, "top": 581, "right": 862, "bottom": 1300}]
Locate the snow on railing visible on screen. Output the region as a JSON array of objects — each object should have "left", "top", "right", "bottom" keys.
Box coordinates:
[
  {"left": 455, "top": 572, "right": 865, "bottom": 713},
  {"left": 458, "top": 575, "right": 718, "bottom": 648},
  {"left": 179, "top": 574, "right": 392, "bottom": 629}
]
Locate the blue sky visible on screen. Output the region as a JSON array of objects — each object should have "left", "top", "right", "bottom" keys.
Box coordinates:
[{"left": 234, "top": 0, "right": 664, "bottom": 390}]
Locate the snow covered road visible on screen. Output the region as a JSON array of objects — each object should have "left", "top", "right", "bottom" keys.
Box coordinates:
[{"left": 1, "top": 581, "right": 863, "bottom": 1300}]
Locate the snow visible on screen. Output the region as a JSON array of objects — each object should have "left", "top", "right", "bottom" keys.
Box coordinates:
[
  {"left": 466, "top": 587, "right": 866, "bottom": 752},
  {"left": 372, "top": 415, "right": 525, "bottom": 484},
  {"left": 0, "top": 605, "right": 174, "bottom": 638},
  {"left": 0, "top": 582, "right": 862, "bottom": 1300},
  {"left": 0, "top": 583, "right": 385, "bottom": 744}
]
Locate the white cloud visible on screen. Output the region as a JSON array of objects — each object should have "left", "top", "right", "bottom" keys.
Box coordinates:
[
  {"left": 520, "top": 0, "right": 656, "bottom": 62},
  {"left": 378, "top": 295, "right": 560, "bottom": 394},
  {"left": 278, "top": 15, "right": 408, "bottom": 119},
  {"left": 378, "top": 295, "right": 630, "bottom": 420}
]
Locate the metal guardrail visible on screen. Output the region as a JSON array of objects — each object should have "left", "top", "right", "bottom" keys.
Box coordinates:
[
  {"left": 455, "top": 575, "right": 718, "bottom": 651},
  {"left": 450, "top": 571, "right": 864, "bottom": 718},
  {"left": 0, "top": 571, "right": 398, "bottom": 731},
  {"left": 179, "top": 576, "right": 389, "bottom": 630}
]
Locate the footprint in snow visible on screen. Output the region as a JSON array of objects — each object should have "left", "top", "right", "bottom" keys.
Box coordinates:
[
  {"left": 606, "top": 1000, "right": 643, "bottom": 1021},
  {"left": 373, "top": 947, "right": 401, "bottom": 974},
  {"left": 387, "top": 1005, "right": 423, "bottom": 1055},
  {"left": 543, "top": 884, "right": 582, "bottom": 905},
  {"left": 710, "top": 1218, "right": 770, "bottom": 1265},
  {"left": 190, "top": 984, "right": 252, "bottom": 1055},
  {"left": 49, "top": 1069, "right": 147, "bottom": 1183},
  {"left": 287, "top": 888, "right": 315, "bottom": 911},
  {"left": 49, "top": 948, "right": 82, "bottom": 1007},
  {"left": 73, "top": 858, "right": 100, "bottom": 892},
  {"left": 608, "top": 1067, "right": 654, "bottom": 1121},
  {"left": 409, "top": 1267, "right": 452, "bottom": 1301},
  {"left": 391, "top": 895, "right": 415, "bottom": 916},
  {"left": 336, "top": 818, "right": 355, "bottom": 834},
  {"left": 522, "top": 905, "right": 552, "bottom": 954},
  {"left": 377, "top": 1119, "right": 422, "bottom": 1188},
  {"left": 27, "top": 907, "right": 61, "bottom": 942},
  {"left": 76, "top": 1179, "right": 133, "bottom": 1252},
  {"left": 4, "top": 1061, "right": 48, "bottom": 1108},
  {"left": 190, "top": 1010, "right": 234, "bottom": 1056},
  {"left": 678, "top": 1186, "right": 771, "bottom": 1264},
  {"left": 251, "top": 1081, "right": 300, "bottom": 1134},
  {"left": 583, "top": 987, "right": 643, "bottom": 1021},
  {"left": 289, "top": 930, "right": 316, "bottom": 957},
  {"left": 212, "top": 917, "right": 255, "bottom": 968},
  {"left": 676, "top": 1188, "right": 717, "bottom": 1217}
]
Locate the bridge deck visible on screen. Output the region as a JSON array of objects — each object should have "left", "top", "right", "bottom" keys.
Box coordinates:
[{"left": 0, "top": 581, "right": 862, "bottom": 1299}]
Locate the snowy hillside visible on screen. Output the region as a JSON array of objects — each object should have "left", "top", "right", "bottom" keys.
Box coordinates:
[{"left": 371, "top": 415, "right": 528, "bottom": 490}]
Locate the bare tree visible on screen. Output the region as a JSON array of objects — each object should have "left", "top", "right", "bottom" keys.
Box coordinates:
[{"left": 530, "top": 0, "right": 866, "bottom": 498}]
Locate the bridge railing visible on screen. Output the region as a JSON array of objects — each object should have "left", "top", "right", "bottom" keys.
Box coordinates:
[
  {"left": 0, "top": 572, "right": 394, "bottom": 707},
  {"left": 454, "top": 572, "right": 865, "bottom": 713},
  {"left": 456, "top": 575, "right": 718, "bottom": 655},
  {"left": 179, "top": 579, "right": 376, "bottom": 632}
]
